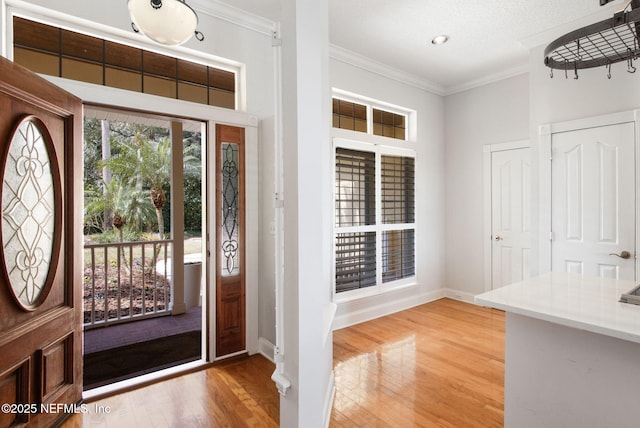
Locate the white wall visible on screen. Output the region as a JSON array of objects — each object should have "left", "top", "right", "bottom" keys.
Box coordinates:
[
  {"left": 9, "top": 0, "right": 279, "bottom": 346},
  {"left": 330, "top": 58, "right": 447, "bottom": 326},
  {"left": 444, "top": 74, "right": 529, "bottom": 296}
]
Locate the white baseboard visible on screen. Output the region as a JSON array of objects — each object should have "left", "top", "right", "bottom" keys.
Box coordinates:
[
  {"left": 323, "top": 371, "right": 336, "bottom": 428},
  {"left": 258, "top": 337, "right": 275, "bottom": 363},
  {"left": 443, "top": 288, "right": 477, "bottom": 304},
  {"left": 333, "top": 289, "right": 445, "bottom": 330}
]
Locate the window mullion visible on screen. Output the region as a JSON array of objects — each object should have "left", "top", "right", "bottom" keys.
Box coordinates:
[
  {"left": 380, "top": 223, "right": 415, "bottom": 231},
  {"left": 367, "top": 104, "right": 374, "bottom": 135},
  {"left": 375, "top": 149, "right": 382, "bottom": 289},
  {"left": 335, "top": 225, "right": 377, "bottom": 234}
]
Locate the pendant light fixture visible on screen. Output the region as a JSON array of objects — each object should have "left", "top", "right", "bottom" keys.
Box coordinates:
[{"left": 128, "top": 0, "right": 204, "bottom": 46}]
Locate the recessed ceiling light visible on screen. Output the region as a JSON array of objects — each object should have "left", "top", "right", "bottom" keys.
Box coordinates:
[{"left": 431, "top": 35, "right": 449, "bottom": 45}]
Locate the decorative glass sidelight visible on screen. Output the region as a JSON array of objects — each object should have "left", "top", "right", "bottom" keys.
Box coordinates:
[
  {"left": 2, "top": 116, "right": 58, "bottom": 309},
  {"left": 221, "top": 142, "right": 239, "bottom": 276}
]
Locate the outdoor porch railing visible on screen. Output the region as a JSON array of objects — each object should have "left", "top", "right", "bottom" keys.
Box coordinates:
[{"left": 83, "top": 239, "right": 173, "bottom": 329}]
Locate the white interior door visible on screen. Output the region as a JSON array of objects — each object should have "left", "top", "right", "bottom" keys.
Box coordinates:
[
  {"left": 551, "top": 122, "right": 635, "bottom": 280},
  {"left": 491, "top": 147, "right": 532, "bottom": 289}
]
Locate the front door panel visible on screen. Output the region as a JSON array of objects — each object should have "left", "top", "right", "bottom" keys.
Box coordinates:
[{"left": 0, "top": 58, "right": 82, "bottom": 427}]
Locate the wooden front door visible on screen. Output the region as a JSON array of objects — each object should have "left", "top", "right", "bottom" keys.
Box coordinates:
[
  {"left": 0, "top": 58, "right": 83, "bottom": 426},
  {"left": 215, "top": 124, "right": 245, "bottom": 357}
]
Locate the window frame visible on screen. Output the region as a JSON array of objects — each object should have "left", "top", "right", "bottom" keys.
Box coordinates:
[
  {"left": 333, "top": 137, "right": 416, "bottom": 302},
  {"left": 332, "top": 90, "right": 418, "bottom": 302},
  {"left": 332, "top": 89, "right": 417, "bottom": 148},
  {"left": 5, "top": 9, "right": 243, "bottom": 111}
]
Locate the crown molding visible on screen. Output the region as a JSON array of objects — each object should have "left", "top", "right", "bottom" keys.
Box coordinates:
[
  {"left": 329, "top": 44, "right": 531, "bottom": 97},
  {"left": 189, "top": 0, "right": 276, "bottom": 37},
  {"left": 329, "top": 44, "right": 446, "bottom": 96},
  {"left": 444, "top": 63, "right": 529, "bottom": 96}
]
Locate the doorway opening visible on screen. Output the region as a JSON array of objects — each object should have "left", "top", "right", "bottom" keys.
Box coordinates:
[{"left": 81, "top": 106, "right": 206, "bottom": 390}]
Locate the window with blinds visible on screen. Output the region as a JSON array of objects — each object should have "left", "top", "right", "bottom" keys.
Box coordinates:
[
  {"left": 335, "top": 148, "right": 376, "bottom": 227},
  {"left": 381, "top": 155, "right": 415, "bottom": 224},
  {"left": 382, "top": 229, "right": 415, "bottom": 282},
  {"left": 335, "top": 232, "right": 377, "bottom": 292},
  {"left": 334, "top": 145, "right": 415, "bottom": 294}
]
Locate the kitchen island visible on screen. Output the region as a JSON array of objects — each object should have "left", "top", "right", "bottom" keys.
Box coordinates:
[{"left": 475, "top": 272, "right": 640, "bottom": 428}]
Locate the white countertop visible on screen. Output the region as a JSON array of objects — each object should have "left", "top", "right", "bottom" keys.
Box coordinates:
[{"left": 475, "top": 272, "right": 640, "bottom": 344}]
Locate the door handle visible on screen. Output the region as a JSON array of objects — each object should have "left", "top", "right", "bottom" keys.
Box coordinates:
[
  {"left": 609, "top": 251, "right": 631, "bottom": 259},
  {"left": 493, "top": 235, "right": 503, "bottom": 241}
]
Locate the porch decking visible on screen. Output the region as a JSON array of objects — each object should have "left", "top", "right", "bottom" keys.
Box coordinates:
[
  {"left": 83, "top": 306, "right": 202, "bottom": 390},
  {"left": 82, "top": 238, "right": 204, "bottom": 389},
  {"left": 84, "top": 306, "right": 202, "bottom": 354}
]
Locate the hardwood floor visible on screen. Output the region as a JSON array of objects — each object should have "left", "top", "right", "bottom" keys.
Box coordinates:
[
  {"left": 61, "top": 298, "right": 503, "bottom": 427},
  {"left": 60, "top": 355, "right": 279, "bottom": 428},
  {"left": 330, "top": 298, "right": 505, "bottom": 427}
]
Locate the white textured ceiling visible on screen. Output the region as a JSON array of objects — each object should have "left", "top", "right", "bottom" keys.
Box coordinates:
[{"left": 219, "top": 0, "right": 624, "bottom": 93}]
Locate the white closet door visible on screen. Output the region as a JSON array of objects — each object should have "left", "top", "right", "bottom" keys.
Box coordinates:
[
  {"left": 551, "top": 122, "right": 635, "bottom": 280},
  {"left": 491, "top": 147, "right": 532, "bottom": 289}
]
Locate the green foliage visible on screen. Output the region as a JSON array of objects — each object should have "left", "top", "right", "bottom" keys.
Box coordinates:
[
  {"left": 183, "top": 130, "right": 202, "bottom": 233},
  {"left": 88, "top": 228, "right": 139, "bottom": 244},
  {"left": 183, "top": 174, "right": 202, "bottom": 232},
  {"left": 84, "top": 177, "right": 156, "bottom": 232},
  {"left": 83, "top": 118, "right": 103, "bottom": 186},
  {"left": 83, "top": 118, "right": 203, "bottom": 241},
  {"left": 101, "top": 124, "right": 171, "bottom": 193}
]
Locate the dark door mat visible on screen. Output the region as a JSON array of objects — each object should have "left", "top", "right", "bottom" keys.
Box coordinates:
[{"left": 83, "top": 330, "right": 202, "bottom": 390}]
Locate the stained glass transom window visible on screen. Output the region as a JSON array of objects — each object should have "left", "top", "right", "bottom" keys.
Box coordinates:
[{"left": 2, "top": 117, "right": 56, "bottom": 308}]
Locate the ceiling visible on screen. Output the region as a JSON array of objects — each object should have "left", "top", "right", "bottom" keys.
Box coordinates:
[{"left": 217, "top": 0, "right": 625, "bottom": 94}]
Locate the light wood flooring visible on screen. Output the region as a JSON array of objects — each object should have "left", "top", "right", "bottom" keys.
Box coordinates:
[
  {"left": 330, "top": 298, "right": 505, "bottom": 427},
  {"left": 61, "top": 298, "right": 504, "bottom": 427},
  {"left": 60, "top": 355, "right": 279, "bottom": 428}
]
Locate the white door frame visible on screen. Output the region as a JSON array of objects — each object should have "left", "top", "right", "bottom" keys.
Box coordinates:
[
  {"left": 538, "top": 110, "right": 640, "bottom": 278},
  {"left": 46, "top": 77, "right": 261, "bottom": 362},
  {"left": 483, "top": 140, "right": 530, "bottom": 292}
]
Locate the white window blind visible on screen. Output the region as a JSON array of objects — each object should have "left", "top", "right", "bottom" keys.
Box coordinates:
[{"left": 334, "top": 145, "right": 415, "bottom": 294}]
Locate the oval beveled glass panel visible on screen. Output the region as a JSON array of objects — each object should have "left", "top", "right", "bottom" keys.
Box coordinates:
[{"left": 2, "top": 117, "right": 56, "bottom": 308}]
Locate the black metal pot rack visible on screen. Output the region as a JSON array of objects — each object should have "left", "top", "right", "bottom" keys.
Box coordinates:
[{"left": 544, "top": 0, "right": 640, "bottom": 78}]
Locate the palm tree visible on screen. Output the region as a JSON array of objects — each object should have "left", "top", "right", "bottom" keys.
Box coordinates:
[
  {"left": 84, "top": 177, "right": 155, "bottom": 241},
  {"left": 102, "top": 125, "right": 171, "bottom": 240}
]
